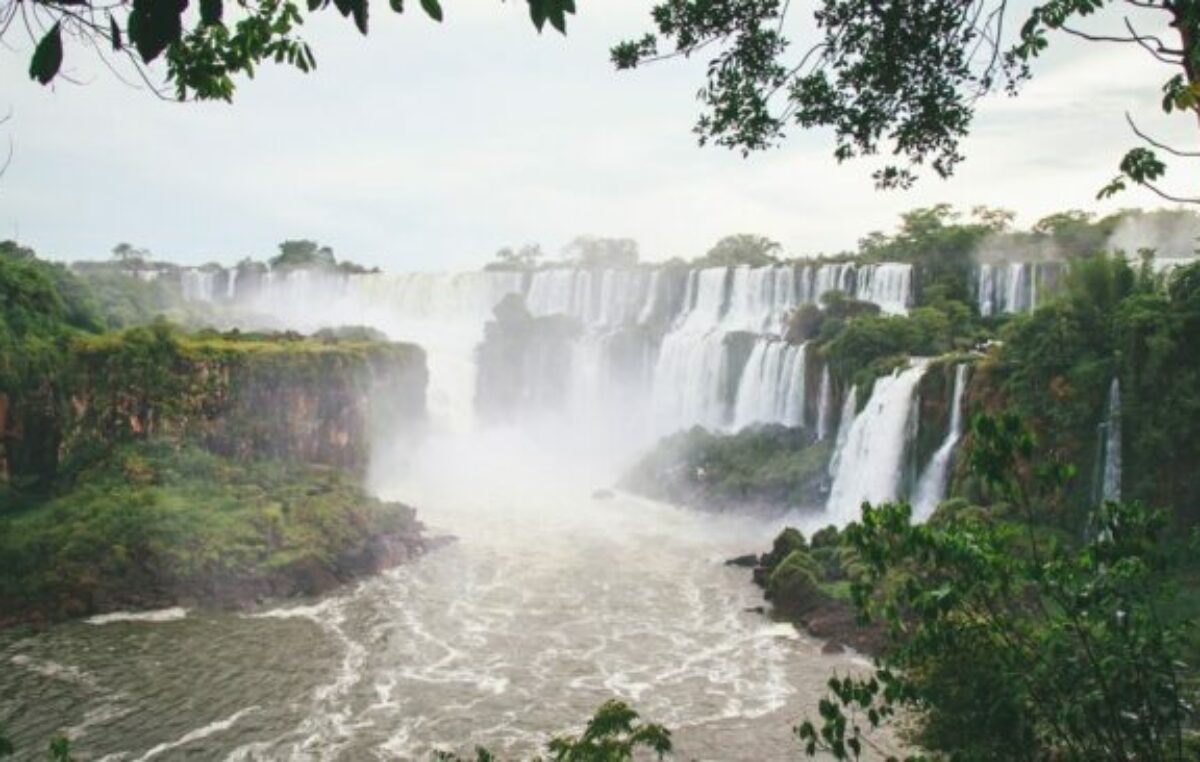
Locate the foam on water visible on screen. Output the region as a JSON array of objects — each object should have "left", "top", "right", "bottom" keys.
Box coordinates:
[{"left": 85, "top": 608, "right": 189, "bottom": 625}]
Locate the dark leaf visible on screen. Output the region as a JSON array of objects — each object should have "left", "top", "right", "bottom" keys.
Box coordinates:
[
  {"left": 528, "top": 0, "right": 546, "bottom": 31},
  {"left": 420, "top": 0, "right": 442, "bottom": 22},
  {"left": 352, "top": 0, "right": 368, "bottom": 34},
  {"left": 389, "top": 0, "right": 402, "bottom": 11},
  {"left": 200, "top": 0, "right": 223, "bottom": 26},
  {"left": 128, "top": 0, "right": 188, "bottom": 64},
  {"left": 29, "top": 22, "right": 63, "bottom": 85}
]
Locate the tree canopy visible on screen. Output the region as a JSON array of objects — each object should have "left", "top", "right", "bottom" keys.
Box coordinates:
[
  {"left": 13, "top": 0, "right": 576, "bottom": 100},
  {"left": 613, "top": 0, "right": 1200, "bottom": 203},
  {"left": 694, "top": 233, "right": 781, "bottom": 268},
  {"left": 562, "top": 236, "right": 639, "bottom": 269}
]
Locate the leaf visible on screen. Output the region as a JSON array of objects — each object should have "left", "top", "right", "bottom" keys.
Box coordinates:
[
  {"left": 528, "top": 0, "right": 546, "bottom": 31},
  {"left": 420, "top": 0, "right": 442, "bottom": 22},
  {"left": 128, "top": 0, "right": 188, "bottom": 64},
  {"left": 352, "top": 0, "right": 368, "bottom": 33},
  {"left": 547, "top": 0, "right": 566, "bottom": 34},
  {"left": 110, "top": 15, "right": 123, "bottom": 51},
  {"left": 389, "top": 0, "right": 402, "bottom": 10},
  {"left": 29, "top": 23, "right": 63, "bottom": 85},
  {"left": 200, "top": 0, "right": 223, "bottom": 26}
]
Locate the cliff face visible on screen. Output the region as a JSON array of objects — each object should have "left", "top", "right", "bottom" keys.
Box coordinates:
[
  {"left": 475, "top": 294, "right": 581, "bottom": 421},
  {"left": 2, "top": 327, "right": 427, "bottom": 483}
]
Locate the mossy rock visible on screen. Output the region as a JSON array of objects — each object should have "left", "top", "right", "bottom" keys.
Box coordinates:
[
  {"left": 766, "top": 549, "right": 827, "bottom": 615},
  {"left": 764, "top": 527, "right": 807, "bottom": 569}
]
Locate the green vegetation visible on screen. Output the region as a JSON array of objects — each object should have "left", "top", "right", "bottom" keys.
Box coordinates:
[
  {"left": 621, "top": 425, "right": 832, "bottom": 513},
  {"left": 0, "top": 440, "right": 422, "bottom": 624},
  {"left": 20, "top": 0, "right": 576, "bottom": 100},
  {"left": 1, "top": 242, "right": 426, "bottom": 629},
  {"left": 616, "top": 2, "right": 1200, "bottom": 201},
  {"left": 979, "top": 255, "right": 1200, "bottom": 524},
  {"left": 562, "top": 236, "right": 640, "bottom": 269},
  {"left": 793, "top": 414, "right": 1198, "bottom": 761},
  {"left": 693, "top": 234, "right": 781, "bottom": 268},
  {"left": 486, "top": 243, "right": 546, "bottom": 272}
]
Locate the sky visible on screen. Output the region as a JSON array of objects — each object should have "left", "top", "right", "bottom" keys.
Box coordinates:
[{"left": 0, "top": 1, "right": 1195, "bottom": 271}]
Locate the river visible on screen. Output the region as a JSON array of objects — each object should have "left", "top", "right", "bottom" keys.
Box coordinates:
[{"left": 0, "top": 426, "right": 889, "bottom": 760}]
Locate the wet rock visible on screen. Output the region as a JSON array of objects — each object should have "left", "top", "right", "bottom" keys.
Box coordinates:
[{"left": 724, "top": 554, "right": 759, "bottom": 568}]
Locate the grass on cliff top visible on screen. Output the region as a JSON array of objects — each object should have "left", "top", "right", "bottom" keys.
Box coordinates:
[
  {"left": 0, "top": 441, "right": 418, "bottom": 616},
  {"left": 71, "top": 323, "right": 421, "bottom": 360}
]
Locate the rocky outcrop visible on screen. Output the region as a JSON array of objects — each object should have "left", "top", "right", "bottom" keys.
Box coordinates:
[
  {"left": 2, "top": 327, "right": 427, "bottom": 483},
  {"left": 475, "top": 294, "right": 581, "bottom": 421},
  {"left": 738, "top": 526, "right": 886, "bottom": 656},
  {"left": 622, "top": 425, "right": 833, "bottom": 515}
]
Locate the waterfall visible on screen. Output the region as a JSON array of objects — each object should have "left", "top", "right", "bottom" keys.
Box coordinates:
[
  {"left": 827, "top": 385, "right": 857, "bottom": 478},
  {"left": 825, "top": 362, "right": 929, "bottom": 525},
  {"left": 1101, "top": 378, "right": 1122, "bottom": 502},
  {"left": 171, "top": 261, "right": 920, "bottom": 442},
  {"left": 975, "top": 262, "right": 1066, "bottom": 316},
  {"left": 730, "top": 340, "right": 807, "bottom": 430},
  {"left": 815, "top": 366, "right": 832, "bottom": 440},
  {"left": 181, "top": 269, "right": 217, "bottom": 302},
  {"left": 912, "top": 364, "right": 969, "bottom": 522},
  {"left": 855, "top": 263, "right": 912, "bottom": 315}
]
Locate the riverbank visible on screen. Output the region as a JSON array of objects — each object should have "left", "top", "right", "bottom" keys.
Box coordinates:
[
  {"left": 0, "top": 442, "right": 433, "bottom": 628},
  {"left": 729, "top": 526, "right": 887, "bottom": 657}
]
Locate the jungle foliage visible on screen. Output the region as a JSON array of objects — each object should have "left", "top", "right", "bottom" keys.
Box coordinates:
[
  {"left": 621, "top": 424, "right": 833, "bottom": 513},
  {"left": 795, "top": 414, "right": 1198, "bottom": 761},
  {"left": 615, "top": 1, "right": 1200, "bottom": 203},
  {"left": 0, "top": 440, "right": 421, "bottom": 621}
]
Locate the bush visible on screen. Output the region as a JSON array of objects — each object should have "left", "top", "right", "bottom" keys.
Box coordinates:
[{"left": 766, "top": 550, "right": 826, "bottom": 614}]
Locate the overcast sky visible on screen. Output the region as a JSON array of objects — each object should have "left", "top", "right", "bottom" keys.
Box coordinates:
[{"left": 0, "top": 2, "right": 1194, "bottom": 270}]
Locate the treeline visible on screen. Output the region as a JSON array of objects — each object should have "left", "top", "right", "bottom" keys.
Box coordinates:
[{"left": 483, "top": 206, "right": 1200, "bottom": 275}]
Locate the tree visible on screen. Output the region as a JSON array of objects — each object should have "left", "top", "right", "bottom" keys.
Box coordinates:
[
  {"left": 433, "top": 700, "right": 672, "bottom": 761},
  {"left": 694, "top": 234, "right": 780, "bottom": 267},
  {"left": 13, "top": 0, "right": 576, "bottom": 100},
  {"left": 269, "top": 239, "right": 336, "bottom": 270},
  {"left": 561, "top": 236, "right": 639, "bottom": 268},
  {"left": 487, "top": 243, "right": 544, "bottom": 271},
  {"left": 612, "top": 1, "right": 1200, "bottom": 203},
  {"left": 111, "top": 242, "right": 149, "bottom": 266},
  {"left": 797, "top": 414, "right": 1193, "bottom": 761}
]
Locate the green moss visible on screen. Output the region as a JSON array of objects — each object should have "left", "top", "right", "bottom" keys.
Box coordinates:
[
  {"left": 0, "top": 441, "right": 419, "bottom": 619},
  {"left": 766, "top": 549, "right": 827, "bottom": 614},
  {"left": 622, "top": 426, "right": 834, "bottom": 512},
  {"left": 764, "top": 527, "right": 807, "bottom": 567}
]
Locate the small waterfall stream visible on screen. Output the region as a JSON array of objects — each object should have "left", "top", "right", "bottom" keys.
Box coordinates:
[
  {"left": 1101, "top": 378, "right": 1122, "bottom": 502},
  {"left": 912, "top": 364, "right": 969, "bottom": 522},
  {"left": 825, "top": 363, "right": 929, "bottom": 525}
]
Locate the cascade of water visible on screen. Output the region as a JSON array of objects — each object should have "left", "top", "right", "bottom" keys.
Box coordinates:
[
  {"left": 912, "top": 364, "right": 969, "bottom": 522},
  {"left": 1101, "top": 378, "right": 1122, "bottom": 502},
  {"left": 181, "top": 269, "right": 216, "bottom": 302},
  {"left": 854, "top": 263, "right": 912, "bottom": 315},
  {"left": 976, "top": 262, "right": 1044, "bottom": 316},
  {"left": 178, "top": 262, "right": 923, "bottom": 442},
  {"left": 730, "top": 340, "right": 807, "bottom": 430},
  {"left": 825, "top": 362, "right": 929, "bottom": 525},
  {"left": 827, "top": 385, "right": 857, "bottom": 478},
  {"left": 815, "top": 366, "right": 832, "bottom": 441}
]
